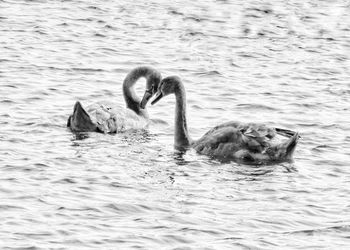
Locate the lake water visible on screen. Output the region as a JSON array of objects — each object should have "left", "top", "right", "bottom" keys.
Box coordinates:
[{"left": 1, "top": 0, "right": 350, "bottom": 249}]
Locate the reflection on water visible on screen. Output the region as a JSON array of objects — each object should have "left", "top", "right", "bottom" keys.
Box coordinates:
[
  {"left": 1, "top": 0, "right": 350, "bottom": 249},
  {"left": 71, "top": 132, "right": 90, "bottom": 141}
]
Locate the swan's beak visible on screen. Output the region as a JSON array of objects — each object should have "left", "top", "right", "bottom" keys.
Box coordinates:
[
  {"left": 140, "top": 90, "right": 153, "bottom": 109},
  {"left": 151, "top": 92, "right": 163, "bottom": 105}
]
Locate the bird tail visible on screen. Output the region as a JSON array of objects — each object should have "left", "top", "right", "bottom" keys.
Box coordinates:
[
  {"left": 278, "top": 132, "right": 299, "bottom": 160},
  {"left": 276, "top": 128, "right": 298, "bottom": 137},
  {"left": 68, "top": 101, "right": 96, "bottom": 132}
]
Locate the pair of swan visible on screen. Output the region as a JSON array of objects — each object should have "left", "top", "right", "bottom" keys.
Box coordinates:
[{"left": 68, "top": 67, "right": 299, "bottom": 163}]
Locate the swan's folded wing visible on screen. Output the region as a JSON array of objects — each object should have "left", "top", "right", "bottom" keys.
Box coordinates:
[
  {"left": 86, "top": 103, "right": 125, "bottom": 133},
  {"left": 205, "top": 122, "right": 276, "bottom": 139},
  {"left": 193, "top": 126, "right": 244, "bottom": 158},
  {"left": 197, "top": 123, "right": 278, "bottom": 156},
  {"left": 199, "top": 121, "right": 241, "bottom": 138},
  {"left": 242, "top": 123, "right": 276, "bottom": 139}
]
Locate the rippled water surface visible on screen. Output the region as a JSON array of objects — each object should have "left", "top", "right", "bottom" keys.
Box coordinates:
[{"left": 1, "top": 0, "right": 350, "bottom": 249}]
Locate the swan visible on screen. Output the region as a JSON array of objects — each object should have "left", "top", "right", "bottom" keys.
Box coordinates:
[
  {"left": 146, "top": 76, "right": 299, "bottom": 164},
  {"left": 67, "top": 66, "right": 161, "bottom": 133}
]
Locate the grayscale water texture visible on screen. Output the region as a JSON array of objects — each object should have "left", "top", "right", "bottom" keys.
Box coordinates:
[{"left": 1, "top": 0, "right": 350, "bottom": 249}]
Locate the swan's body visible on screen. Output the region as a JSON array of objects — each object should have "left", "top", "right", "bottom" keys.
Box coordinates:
[
  {"left": 148, "top": 76, "right": 299, "bottom": 164},
  {"left": 68, "top": 101, "right": 148, "bottom": 133},
  {"left": 67, "top": 66, "right": 161, "bottom": 133},
  {"left": 192, "top": 122, "right": 298, "bottom": 163}
]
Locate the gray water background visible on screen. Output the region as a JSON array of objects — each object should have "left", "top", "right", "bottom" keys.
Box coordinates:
[{"left": 1, "top": 0, "right": 350, "bottom": 249}]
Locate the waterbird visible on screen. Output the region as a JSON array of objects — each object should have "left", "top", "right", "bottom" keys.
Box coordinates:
[
  {"left": 146, "top": 76, "right": 299, "bottom": 164},
  {"left": 67, "top": 66, "right": 161, "bottom": 133}
]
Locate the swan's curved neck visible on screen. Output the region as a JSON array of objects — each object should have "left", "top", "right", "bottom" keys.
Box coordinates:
[
  {"left": 174, "top": 82, "right": 191, "bottom": 149},
  {"left": 123, "top": 67, "right": 152, "bottom": 118}
]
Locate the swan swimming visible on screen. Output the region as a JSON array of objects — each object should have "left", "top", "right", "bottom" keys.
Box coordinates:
[
  {"left": 144, "top": 76, "right": 299, "bottom": 164},
  {"left": 67, "top": 66, "right": 161, "bottom": 133}
]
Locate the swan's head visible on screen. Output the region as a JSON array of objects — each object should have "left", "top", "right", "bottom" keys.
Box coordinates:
[
  {"left": 151, "top": 76, "right": 181, "bottom": 105},
  {"left": 140, "top": 70, "right": 162, "bottom": 109}
]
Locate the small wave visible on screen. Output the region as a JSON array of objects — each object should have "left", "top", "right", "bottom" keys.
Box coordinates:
[
  {"left": 3, "top": 247, "right": 41, "bottom": 250},
  {"left": 74, "top": 17, "right": 95, "bottom": 22},
  {"left": 184, "top": 16, "right": 207, "bottom": 22},
  {"left": 45, "top": 66, "right": 71, "bottom": 71},
  {"left": 94, "top": 33, "right": 106, "bottom": 37},
  {"left": 104, "top": 24, "right": 116, "bottom": 30},
  {"left": 0, "top": 59, "right": 13, "bottom": 63},
  {"left": 0, "top": 205, "right": 24, "bottom": 211},
  {"left": 296, "top": 123, "right": 319, "bottom": 127},
  {"left": 190, "top": 104, "right": 203, "bottom": 110},
  {"left": 52, "top": 178, "right": 77, "bottom": 184},
  {"left": 168, "top": 9, "right": 184, "bottom": 16},
  {"left": 98, "top": 47, "right": 118, "bottom": 53},
  {"left": 71, "top": 67, "right": 105, "bottom": 72},
  {"left": 34, "top": 30, "right": 47, "bottom": 35},
  {"left": 104, "top": 203, "right": 145, "bottom": 214},
  {"left": 290, "top": 103, "right": 322, "bottom": 109},
  {"left": 87, "top": 5, "right": 104, "bottom": 11},
  {"left": 25, "top": 97, "right": 43, "bottom": 102},
  {"left": 57, "top": 206, "right": 101, "bottom": 213},
  {"left": 246, "top": 7, "right": 273, "bottom": 15},
  {"left": 236, "top": 103, "right": 279, "bottom": 111},
  {"left": 183, "top": 30, "right": 205, "bottom": 37},
  {"left": 285, "top": 224, "right": 350, "bottom": 235},
  {"left": 237, "top": 52, "right": 258, "bottom": 58},
  {"left": 311, "top": 145, "right": 336, "bottom": 152},
  {"left": 0, "top": 99, "right": 15, "bottom": 104},
  {"left": 150, "top": 118, "right": 169, "bottom": 125},
  {"left": 194, "top": 70, "right": 221, "bottom": 76},
  {"left": 109, "top": 182, "right": 133, "bottom": 189},
  {"left": 14, "top": 232, "right": 53, "bottom": 239},
  {"left": 230, "top": 61, "right": 241, "bottom": 67}
]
